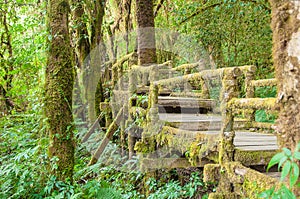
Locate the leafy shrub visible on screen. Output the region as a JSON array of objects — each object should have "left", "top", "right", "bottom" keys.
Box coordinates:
[{"left": 259, "top": 143, "right": 300, "bottom": 199}]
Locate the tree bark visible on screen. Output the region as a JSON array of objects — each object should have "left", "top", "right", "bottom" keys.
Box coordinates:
[
  {"left": 71, "top": 0, "right": 106, "bottom": 123},
  {"left": 45, "top": 0, "right": 75, "bottom": 182},
  {"left": 136, "top": 0, "right": 157, "bottom": 65},
  {"left": 0, "top": 12, "right": 15, "bottom": 115},
  {"left": 270, "top": 0, "right": 300, "bottom": 152}
]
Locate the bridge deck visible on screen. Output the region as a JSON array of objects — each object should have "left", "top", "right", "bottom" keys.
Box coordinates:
[{"left": 159, "top": 113, "right": 278, "bottom": 151}]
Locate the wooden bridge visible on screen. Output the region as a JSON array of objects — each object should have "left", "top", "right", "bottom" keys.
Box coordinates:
[{"left": 87, "top": 53, "right": 280, "bottom": 198}]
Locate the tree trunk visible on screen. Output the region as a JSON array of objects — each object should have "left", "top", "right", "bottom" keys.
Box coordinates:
[
  {"left": 270, "top": 0, "right": 300, "bottom": 152},
  {"left": 0, "top": 12, "right": 15, "bottom": 115},
  {"left": 71, "top": 0, "right": 106, "bottom": 123},
  {"left": 72, "top": 0, "right": 90, "bottom": 69},
  {"left": 136, "top": 0, "right": 157, "bottom": 65},
  {"left": 45, "top": 0, "right": 75, "bottom": 182}
]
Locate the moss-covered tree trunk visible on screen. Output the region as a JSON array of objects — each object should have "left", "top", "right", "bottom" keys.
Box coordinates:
[
  {"left": 136, "top": 0, "right": 157, "bottom": 65},
  {"left": 45, "top": 0, "right": 75, "bottom": 182},
  {"left": 71, "top": 0, "right": 106, "bottom": 124},
  {"left": 0, "top": 12, "right": 15, "bottom": 115},
  {"left": 270, "top": 0, "right": 300, "bottom": 152}
]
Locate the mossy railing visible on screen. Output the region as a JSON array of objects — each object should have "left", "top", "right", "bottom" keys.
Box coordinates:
[
  {"left": 228, "top": 78, "right": 277, "bottom": 131},
  {"left": 205, "top": 77, "right": 278, "bottom": 198},
  {"left": 137, "top": 66, "right": 254, "bottom": 163}
]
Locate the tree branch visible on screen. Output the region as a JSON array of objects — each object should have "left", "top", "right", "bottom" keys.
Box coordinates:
[
  {"left": 179, "top": 0, "right": 270, "bottom": 25},
  {"left": 154, "top": 0, "right": 164, "bottom": 17},
  {"left": 179, "top": 2, "right": 222, "bottom": 25}
]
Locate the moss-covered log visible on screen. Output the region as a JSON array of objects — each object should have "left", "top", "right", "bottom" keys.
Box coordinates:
[
  {"left": 251, "top": 121, "right": 273, "bottom": 130},
  {"left": 171, "top": 62, "right": 199, "bottom": 75},
  {"left": 219, "top": 68, "right": 241, "bottom": 164},
  {"left": 234, "top": 149, "right": 277, "bottom": 166},
  {"left": 250, "top": 78, "right": 277, "bottom": 88},
  {"left": 140, "top": 157, "right": 211, "bottom": 171},
  {"left": 228, "top": 98, "right": 276, "bottom": 111}
]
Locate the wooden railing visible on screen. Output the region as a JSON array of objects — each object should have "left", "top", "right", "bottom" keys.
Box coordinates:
[{"left": 140, "top": 66, "right": 257, "bottom": 161}]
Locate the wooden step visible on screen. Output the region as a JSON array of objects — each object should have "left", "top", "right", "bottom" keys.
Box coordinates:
[
  {"left": 158, "top": 96, "right": 216, "bottom": 108},
  {"left": 155, "top": 126, "right": 278, "bottom": 153},
  {"left": 159, "top": 113, "right": 251, "bottom": 131},
  {"left": 234, "top": 131, "right": 278, "bottom": 151},
  {"left": 139, "top": 129, "right": 278, "bottom": 169}
]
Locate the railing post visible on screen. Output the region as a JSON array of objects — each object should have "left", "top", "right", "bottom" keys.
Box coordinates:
[
  {"left": 128, "top": 67, "right": 138, "bottom": 159},
  {"left": 200, "top": 76, "right": 209, "bottom": 99},
  {"left": 146, "top": 83, "right": 159, "bottom": 128},
  {"left": 117, "top": 64, "right": 123, "bottom": 90},
  {"left": 112, "top": 65, "right": 118, "bottom": 87},
  {"left": 219, "top": 68, "right": 241, "bottom": 165},
  {"left": 245, "top": 65, "right": 256, "bottom": 123}
]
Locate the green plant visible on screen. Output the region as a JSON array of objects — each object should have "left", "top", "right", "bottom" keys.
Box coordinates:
[
  {"left": 146, "top": 172, "right": 207, "bottom": 199},
  {"left": 258, "top": 143, "right": 300, "bottom": 199}
]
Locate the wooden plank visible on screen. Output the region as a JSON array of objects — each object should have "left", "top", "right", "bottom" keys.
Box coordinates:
[
  {"left": 236, "top": 145, "right": 278, "bottom": 151},
  {"left": 234, "top": 141, "right": 277, "bottom": 146},
  {"left": 159, "top": 113, "right": 222, "bottom": 122},
  {"left": 158, "top": 96, "right": 216, "bottom": 109}
]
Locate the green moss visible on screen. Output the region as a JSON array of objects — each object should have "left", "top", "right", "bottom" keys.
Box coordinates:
[
  {"left": 45, "top": 0, "right": 75, "bottom": 182},
  {"left": 234, "top": 149, "right": 277, "bottom": 166},
  {"left": 205, "top": 162, "right": 279, "bottom": 198},
  {"left": 203, "top": 164, "right": 221, "bottom": 183},
  {"left": 229, "top": 98, "right": 277, "bottom": 111},
  {"left": 188, "top": 133, "right": 220, "bottom": 165}
]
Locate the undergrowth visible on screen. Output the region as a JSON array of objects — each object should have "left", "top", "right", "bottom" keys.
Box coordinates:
[{"left": 0, "top": 111, "right": 211, "bottom": 199}]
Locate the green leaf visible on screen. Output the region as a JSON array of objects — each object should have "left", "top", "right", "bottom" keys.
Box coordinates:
[
  {"left": 257, "top": 187, "right": 274, "bottom": 198},
  {"left": 280, "top": 184, "right": 296, "bottom": 199},
  {"left": 283, "top": 148, "right": 292, "bottom": 158},
  {"left": 293, "top": 151, "right": 300, "bottom": 160},
  {"left": 281, "top": 161, "right": 292, "bottom": 181},
  {"left": 296, "top": 143, "right": 300, "bottom": 151},
  {"left": 278, "top": 156, "right": 288, "bottom": 170},
  {"left": 290, "top": 162, "right": 299, "bottom": 187},
  {"left": 267, "top": 152, "right": 285, "bottom": 171}
]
